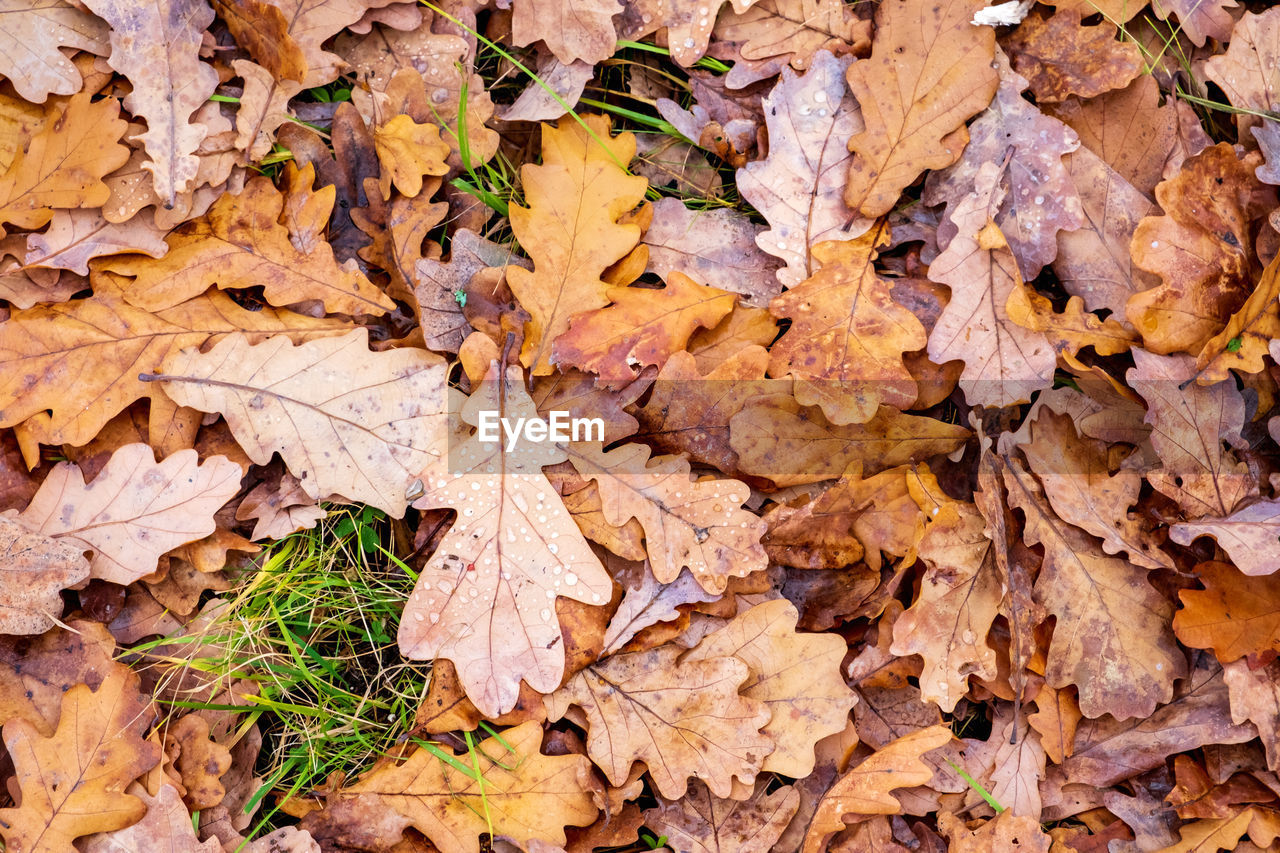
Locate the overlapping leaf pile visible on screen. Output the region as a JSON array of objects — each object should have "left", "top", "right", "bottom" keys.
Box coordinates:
[{"left": 2, "top": 0, "right": 1280, "bottom": 851}]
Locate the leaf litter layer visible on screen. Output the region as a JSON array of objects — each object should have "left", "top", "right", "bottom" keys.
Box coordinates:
[{"left": 2, "top": 0, "right": 1280, "bottom": 851}]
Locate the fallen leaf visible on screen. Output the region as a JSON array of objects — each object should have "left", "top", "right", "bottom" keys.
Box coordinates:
[
  {"left": 0, "top": 621, "right": 117, "bottom": 735},
  {"left": 644, "top": 780, "right": 799, "bottom": 853},
  {"left": 80, "top": 781, "right": 222, "bottom": 853},
  {"left": 553, "top": 273, "right": 735, "bottom": 386},
  {"left": 1002, "top": 453, "right": 1185, "bottom": 720},
  {"left": 642, "top": 198, "right": 782, "bottom": 307},
  {"left": 235, "top": 472, "right": 327, "bottom": 541},
  {"left": 602, "top": 563, "right": 718, "bottom": 655},
  {"left": 711, "top": 0, "right": 866, "bottom": 72},
  {"left": 938, "top": 812, "right": 1051, "bottom": 852},
  {"left": 500, "top": 56, "right": 595, "bottom": 122},
  {"left": 373, "top": 113, "right": 450, "bottom": 199},
  {"left": 0, "top": 515, "right": 90, "bottom": 635},
  {"left": 412, "top": 229, "right": 523, "bottom": 353},
  {"left": 1222, "top": 659, "right": 1280, "bottom": 771},
  {"left": 16, "top": 444, "right": 241, "bottom": 585},
  {"left": 843, "top": 0, "right": 997, "bottom": 218},
  {"left": 1174, "top": 561, "right": 1280, "bottom": 663},
  {"left": 107, "top": 171, "right": 396, "bottom": 316},
  {"left": 212, "top": 0, "right": 308, "bottom": 82},
  {"left": 891, "top": 501, "right": 1002, "bottom": 713},
  {"left": 1150, "top": 0, "right": 1236, "bottom": 46},
  {"left": 82, "top": 0, "right": 220, "bottom": 205},
  {"left": 1171, "top": 499, "right": 1280, "bottom": 578},
  {"left": 802, "top": 725, "right": 953, "bottom": 853},
  {"left": 546, "top": 642, "right": 773, "bottom": 798},
  {"left": 146, "top": 328, "right": 448, "bottom": 517},
  {"left": 1005, "top": 9, "right": 1142, "bottom": 103},
  {"left": 565, "top": 441, "right": 767, "bottom": 593},
  {"left": 768, "top": 227, "right": 925, "bottom": 424},
  {"left": 23, "top": 209, "right": 167, "bottom": 276},
  {"left": 164, "top": 714, "right": 233, "bottom": 811},
  {"left": 1126, "top": 143, "right": 1274, "bottom": 356},
  {"left": 400, "top": 362, "right": 612, "bottom": 717},
  {"left": 0, "top": 666, "right": 161, "bottom": 852},
  {"left": 736, "top": 50, "right": 867, "bottom": 287},
  {"left": 322, "top": 721, "right": 598, "bottom": 853},
  {"left": 506, "top": 115, "right": 648, "bottom": 374},
  {"left": 0, "top": 0, "right": 109, "bottom": 103},
  {"left": 927, "top": 163, "right": 1056, "bottom": 408},
  {"left": 1195, "top": 253, "right": 1280, "bottom": 384},
  {"left": 0, "top": 92, "right": 130, "bottom": 232},
  {"left": 232, "top": 59, "right": 306, "bottom": 162},
  {"left": 684, "top": 600, "right": 856, "bottom": 777},
  {"left": 512, "top": 0, "right": 622, "bottom": 65}
]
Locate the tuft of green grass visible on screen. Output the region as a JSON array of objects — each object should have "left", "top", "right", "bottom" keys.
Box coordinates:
[{"left": 137, "top": 506, "right": 431, "bottom": 842}]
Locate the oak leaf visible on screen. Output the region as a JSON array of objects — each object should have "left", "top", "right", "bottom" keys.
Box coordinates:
[
  {"left": 602, "top": 563, "right": 717, "bottom": 655},
  {"left": 82, "top": 0, "right": 220, "bottom": 206},
  {"left": 232, "top": 59, "right": 306, "bottom": 162},
  {"left": 801, "top": 725, "right": 953, "bottom": 853},
  {"left": 642, "top": 198, "right": 782, "bottom": 307},
  {"left": 412, "top": 229, "right": 521, "bottom": 353},
  {"left": 1127, "top": 350, "right": 1253, "bottom": 520},
  {"left": 927, "top": 163, "right": 1055, "bottom": 408},
  {"left": 684, "top": 600, "right": 856, "bottom": 777},
  {"left": 1174, "top": 562, "right": 1280, "bottom": 663},
  {"left": 843, "top": 0, "right": 997, "bottom": 218},
  {"left": 923, "top": 50, "right": 1083, "bottom": 280},
  {"left": 1003, "top": 453, "right": 1185, "bottom": 720},
  {"left": 373, "top": 114, "right": 450, "bottom": 200},
  {"left": 554, "top": 273, "right": 735, "bottom": 386},
  {"left": 729, "top": 394, "right": 969, "bottom": 487},
  {"left": 0, "top": 284, "right": 344, "bottom": 447},
  {"left": 565, "top": 441, "right": 767, "bottom": 593},
  {"left": 619, "top": 0, "right": 756, "bottom": 67},
  {"left": 80, "top": 782, "right": 221, "bottom": 853},
  {"left": 235, "top": 472, "right": 327, "bottom": 541},
  {"left": 1194, "top": 253, "right": 1280, "bottom": 384},
  {"left": 1223, "top": 659, "right": 1280, "bottom": 772},
  {"left": 0, "top": 667, "right": 161, "bottom": 853},
  {"left": 938, "top": 812, "right": 1051, "bottom": 852},
  {"left": 512, "top": 0, "right": 621, "bottom": 65},
  {"left": 1005, "top": 9, "right": 1142, "bottom": 103},
  {"left": 1171, "top": 500, "right": 1280, "bottom": 578},
  {"left": 146, "top": 329, "right": 448, "bottom": 517},
  {"left": 16, "top": 444, "right": 242, "bottom": 585},
  {"left": 506, "top": 115, "right": 647, "bottom": 374},
  {"left": 736, "top": 51, "right": 867, "bottom": 287},
  {"left": 712, "top": 0, "right": 867, "bottom": 72},
  {"left": 24, "top": 209, "right": 167, "bottom": 276},
  {"left": 644, "top": 780, "right": 799, "bottom": 853},
  {"left": 1150, "top": 0, "right": 1236, "bottom": 46},
  {"left": 333, "top": 721, "right": 597, "bottom": 853},
  {"left": 254, "top": 0, "right": 404, "bottom": 87},
  {"left": 212, "top": 0, "right": 308, "bottom": 82},
  {"left": 1126, "top": 143, "right": 1274, "bottom": 356},
  {"left": 768, "top": 228, "right": 924, "bottom": 424},
  {"left": 107, "top": 171, "right": 396, "bottom": 316},
  {"left": 1205, "top": 9, "right": 1280, "bottom": 137},
  {"left": 0, "top": 1, "right": 109, "bottom": 103},
  {"left": 0, "top": 621, "right": 117, "bottom": 735},
  {"left": 891, "top": 501, "right": 1002, "bottom": 713},
  {"left": 545, "top": 642, "right": 773, "bottom": 799},
  {"left": 0, "top": 92, "right": 129, "bottom": 232},
  {"left": 400, "top": 363, "right": 612, "bottom": 717},
  {"left": 1018, "top": 409, "right": 1170, "bottom": 570},
  {"left": 0, "top": 515, "right": 90, "bottom": 635}
]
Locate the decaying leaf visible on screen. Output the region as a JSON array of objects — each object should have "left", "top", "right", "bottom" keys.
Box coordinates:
[
  {"left": 0, "top": 515, "right": 90, "bottom": 635},
  {"left": 1005, "top": 9, "right": 1143, "bottom": 103},
  {"left": 644, "top": 780, "right": 799, "bottom": 853}
]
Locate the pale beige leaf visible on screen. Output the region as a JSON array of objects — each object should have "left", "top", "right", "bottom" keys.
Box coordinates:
[
  {"left": 17, "top": 444, "right": 241, "bottom": 585},
  {"left": 0, "top": 515, "right": 90, "bottom": 635},
  {"left": 546, "top": 643, "right": 773, "bottom": 799},
  {"left": 644, "top": 780, "right": 799, "bottom": 853},
  {"left": 233, "top": 59, "right": 305, "bottom": 162},
  {"left": 566, "top": 441, "right": 767, "bottom": 594},
  {"left": 512, "top": 0, "right": 622, "bottom": 64},
  {"left": 148, "top": 329, "right": 448, "bottom": 517},
  {"left": 24, "top": 209, "right": 167, "bottom": 276},
  {"left": 83, "top": 0, "right": 221, "bottom": 205},
  {"left": 81, "top": 782, "right": 222, "bottom": 853},
  {"left": 400, "top": 363, "right": 612, "bottom": 717},
  {"left": 684, "top": 600, "right": 856, "bottom": 777},
  {"left": 0, "top": 0, "right": 109, "bottom": 102}
]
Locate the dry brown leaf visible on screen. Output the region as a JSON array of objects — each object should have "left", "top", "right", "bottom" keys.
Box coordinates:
[
  {"left": 23, "top": 209, "right": 167, "bottom": 276},
  {"left": 843, "top": 0, "right": 997, "bottom": 218},
  {"left": 1002, "top": 453, "right": 1185, "bottom": 720},
  {"left": 684, "top": 600, "right": 856, "bottom": 777},
  {"left": 235, "top": 472, "right": 327, "bottom": 541},
  {"left": 1171, "top": 499, "right": 1280, "bottom": 578},
  {"left": 711, "top": 0, "right": 866, "bottom": 71},
  {"left": 16, "top": 444, "right": 240, "bottom": 585},
  {"left": 82, "top": 0, "right": 220, "bottom": 206},
  {"left": 232, "top": 59, "right": 306, "bottom": 162},
  {"left": 1028, "top": 684, "right": 1082, "bottom": 765},
  {"left": 1127, "top": 349, "right": 1254, "bottom": 520},
  {"left": 1205, "top": 9, "right": 1280, "bottom": 139},
  {"left": 0, "top": 92, "right": 129, "bottom": 232},
  {"left": 512, "top": 0, "right": 621, "bottom": 64},
  {"left": 769, "top": 227, "right": 924, "bottom": 424},
  {"left": 642, "top": 198, "right": 782, "bottom": 307},
  {"left": 1195, "top": 254, "right": 1280, "bottom": 384},
  {"left": 890, "top": 501, "right": 1002, "bottom": 713},
  {"left": 506, "top": 115, "right": 647, "bottom": 374},
  {"left": 546, "top": 642, "right": 773, "bottom": 799},
  {"left": 107, "top": 170, "right": 396, "bottom": 316},
  {"left": 1151, "top": 0, "right": 1236, "bottom": 46},
  {"left": 400, "top": 362, "right": 612, "bottom": 717},
  {"left": 213, "top": 0, "right": 308, "bottom": 82},
  {"left": 0, "top": 515, "right": 90, "bottom": 635},
  {"left": 373, "top": 113, "right": 450, "bottom": 199},
  {"left": 644, "top": 780, "right": 799, "bottom": 853},
  {"left": 729, "top": 394, "right": 969, "bottom": 487},
  {"left": 938, "top": 812, "right": 1051, "bottom": 852},
  {"left": 923, "top": 50, "right": 1083, "bottom": 281},
  {"left": 411, "top": 229, "right": 520, "bottom": 353},
  {"left": 0, "top": 0, "right": 109, "bottom": 103},
  {"left": 0, "top": 621, "right": 117, "bottom": 735},
  {"left": 927, "top": 163, "right": 1055, "bottom": 408},
  {"left": 258, "top": 0, "right": 405, "bottom": 87},
  {"left": 565, "top": 441, "right": 766, "bottom": 594},
  {"left": 1126, "top": 144, "right": 1274, "bottom": 356},
  {"left": 322, "top": 721, "right": 598, "bottom": 853},
  {"left": 80, "top": 781, "right": 222, "bottom": 853},
  {"left": 1174, "top": 561, "right": 1280, "bottom": 663},
  {"left": 1005, "top": 9, "right": 1143, "bottom": 103},
  {"left": 146, "top": 329, "right": 447, "bottom": 517},
  {"left": 0, "top": 667, "right": 161, "bottom": 852},
  {"left": 1223, "top": 659, "right": 1280, "bottom": 772},
  {"left": 736, "top": 50, "right": 867, "bottom": 287},
  {"left": 801, "top": 725, "right": 953, "bottom": 853}
]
